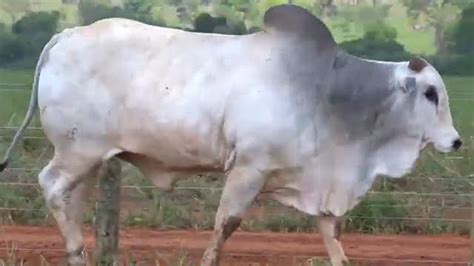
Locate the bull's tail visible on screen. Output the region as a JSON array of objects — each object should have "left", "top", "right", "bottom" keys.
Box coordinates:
[{"left": 0, "top": 33, "right": 62, "bottom": 172}]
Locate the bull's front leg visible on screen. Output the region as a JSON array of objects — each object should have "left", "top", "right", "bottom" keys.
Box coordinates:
[
  {"left": 317, "top": 215, "right": 349, "bottom": 266},
  {"left": 201, "top": 167, "right": 264, "bottom": 266}
]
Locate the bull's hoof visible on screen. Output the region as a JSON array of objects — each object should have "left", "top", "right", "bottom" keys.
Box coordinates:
[
  {"left": 0, "top": 160, "right": 8, "bottom": 172},
  {"left": 201, "top": 258, "right": 218, "bottom": 266},
  {"left": 66, "top": 247, "right": 85, "bottom": 266},
  {"left": 201, "top": 250, "right": 219, "bottom": 266},
  {"left": 68, "top": 258, "right": 85, "bottom": 266},
  {"left": 342, "top": 255, "right": 350, "bottom": 265},
  {"left": 330, "top": 259, "right": 350, "bottom": 266}
]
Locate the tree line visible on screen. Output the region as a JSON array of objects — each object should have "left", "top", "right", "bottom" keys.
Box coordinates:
[{"left": 0, "top": 0, "right": 472, "bottom": 75}]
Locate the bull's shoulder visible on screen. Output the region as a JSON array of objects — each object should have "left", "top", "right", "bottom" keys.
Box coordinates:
[{"left": 263, "top": 5, "right": 336, "bottom": 50}]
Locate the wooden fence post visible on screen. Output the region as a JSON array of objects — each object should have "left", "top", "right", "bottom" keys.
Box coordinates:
[
  {"left": 471, "top": 194, "right": 474, "bottom": 266},
  {"left": 95, "top": 158, "right": 122, "bottom": 265}
]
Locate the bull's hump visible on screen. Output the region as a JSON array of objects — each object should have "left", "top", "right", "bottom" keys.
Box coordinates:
[{"left": 263, "top": 4, "right": 336, "bottom": 50}]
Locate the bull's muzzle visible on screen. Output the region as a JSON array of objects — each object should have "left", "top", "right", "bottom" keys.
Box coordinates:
[{"left": 452, "top": 138, "right": 462, "bottom": 151}]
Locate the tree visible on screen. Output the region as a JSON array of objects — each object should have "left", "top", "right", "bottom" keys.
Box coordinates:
[
  {"left": 12, "top": 11, "right": 60, "bottom": 56},
  {"left": 340, "top": 22, "right": 410, "bottom": 61},
  {"left": 333, "top": 3, "right": 392, "bottom": 41},
  {"left": 319, "top": 0, "right": 336, "bottom": 17},
  {"left": 402, "top": 0, "right": 461, "bottom": 55},
  {"left": 0, "top": 0, "right": 30, "bottom": 24},
  {"left": 78, "top": 0, "right": 165, "bottom": 26},
  {"left": 193, "top": 11, "right": 246, "bottom": 35},
  {"left": 0, "top": 23, "right": 27, "bottom": 64},
  {"left": 174, "top": 0, "right": 201, "bottom": 27},
  {"left": 193, "top": 12, "right": 226, "bottom": 33},
  {"left": 125, "top": 0, "right": 154, "bottom": 18},
  {"left": 78, "top": 0, "right": 127, "bottom": 25},
  {"left": 450, "top": 6, "right": 474, "bottom": 55},
  {"left": 210, "top": 0, "right": 260, "bottom": 29},
  {"left": 124, "top": 0, "right": 165, "bottom": 25}
]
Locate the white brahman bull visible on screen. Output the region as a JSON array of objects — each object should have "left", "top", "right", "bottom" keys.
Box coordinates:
[{"left": 0, "top": 5, "right": 462, "bottom": 266}]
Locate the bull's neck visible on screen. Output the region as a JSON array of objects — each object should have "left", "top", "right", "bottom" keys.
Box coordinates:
[{"left": 333, "top": 50, "right": 401, "bottom": 95}]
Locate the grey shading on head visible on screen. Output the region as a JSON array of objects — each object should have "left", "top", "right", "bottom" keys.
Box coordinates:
[
  {"left": 323, "top": 51, "right": 403, "bottom": 142},
  {"left": 403, "top": 77, "right": 417, "bottom": 94}
]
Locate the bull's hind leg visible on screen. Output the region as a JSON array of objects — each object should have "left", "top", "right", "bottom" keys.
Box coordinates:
[
  {"left": 201, "top": 167, "right": 264, "bottom": 266},
  {"left": 317, "top": 215, "right": 348, "bottom": 266},
  {"left": 38, "top": 152, "right": 101, "bottom": 266}
]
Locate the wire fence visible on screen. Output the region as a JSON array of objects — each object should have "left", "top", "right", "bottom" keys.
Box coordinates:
[
  {"left": 1, "top": 154, "right": 473, "bottom": 224},
  {"left": 1, "top": 84, "right": 474, "bottom": 100},
  {"left": 0, "top": 133, "right": 473, "bottom": 214}
]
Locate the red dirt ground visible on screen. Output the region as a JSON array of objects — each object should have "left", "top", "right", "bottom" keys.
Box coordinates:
[{"left": 0, "top": 225, "right": 470, "bottom": 265}]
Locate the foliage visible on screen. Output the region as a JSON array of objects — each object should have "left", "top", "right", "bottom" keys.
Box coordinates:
[
  {"left": 0, "top": 0, "right": 452, "bottom": 56},
  {"left": 78, "top": 0, "right": 165, "bottom": 26},
  {"left": 339, "top": 23, "right": 411, "bottom": 62},
  {"left": 428, "top": 54, "right": 474, "bottom": 76},
  {"left": 12, "top": 11, "right": 60, "bottom": 56},
  {"left": 363, "top": 22, "right": 397, "bottom": 41},
  {"left": 336, "top": 3, "right": 473, "bottom": 75},
  {"left": 211, "top": 0, "right": 261, "bottom": 27},
  {"left": 0, "top": 25, "right": 27, "bottom": 64},
  {"left": 124, "top": 0, "right": 160, "bottom": 25},
  {"left": 329, "top": 3, "right": 392, "bottom": 43},
  {"left": 401, "top": 0, "right": 462, "bottom": 54},
  {"left": 0, "top": 11, "right": 59, "bottom": 67},
  {"left": 193, "top": 11, "right": 247, "bottom": 34},
  {"left": 449, "top": 6, "right": 474, "bottom": 55},
  {"left": 193, "top": 12, "right": 227, "bottom": 33},
  {"left": 435, "top": 5, "right": 474, "bottom": 75},
  {"left": 0, "top": 0, "right": 29, "bottom": 24}
]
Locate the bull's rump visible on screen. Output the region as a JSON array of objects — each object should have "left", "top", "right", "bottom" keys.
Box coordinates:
[{"left": 37, "top": 18, "right": 270, "bottom": 168}]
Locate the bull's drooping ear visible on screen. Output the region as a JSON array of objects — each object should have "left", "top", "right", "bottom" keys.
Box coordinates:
[
  {"left": 401, "top": 77, "right": 417, "bottom": 94},
  {"left": 408, "top": 57, "right": 428, "bottom": 73}
]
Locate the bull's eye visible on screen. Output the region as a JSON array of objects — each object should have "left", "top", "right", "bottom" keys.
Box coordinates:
[{"left": 424, "top": 86, "right": 438, "bottom": 106}]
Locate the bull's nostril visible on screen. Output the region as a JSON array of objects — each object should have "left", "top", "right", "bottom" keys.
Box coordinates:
[{"left": 452, "top": 139, "right": 462, "bottom": 150}]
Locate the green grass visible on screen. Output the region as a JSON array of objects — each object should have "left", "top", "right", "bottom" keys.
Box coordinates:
[
  {"left": 323, "top": 3, "right": 437, "bottom": 55},
  {"left": 387, "top": 4, "right": 436, "bottom": 56},
  {"left": 0, "top": 69, "right": 37, "bottom": 126}
]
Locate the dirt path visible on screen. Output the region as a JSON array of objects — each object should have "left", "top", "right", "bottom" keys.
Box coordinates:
[{"left": 0, "top": 225, "right": 470, "bottom": 265}]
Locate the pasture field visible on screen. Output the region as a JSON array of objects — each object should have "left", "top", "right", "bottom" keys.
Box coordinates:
[{"left": 0, "top": 68, "right": 473, "bottom": 264}]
